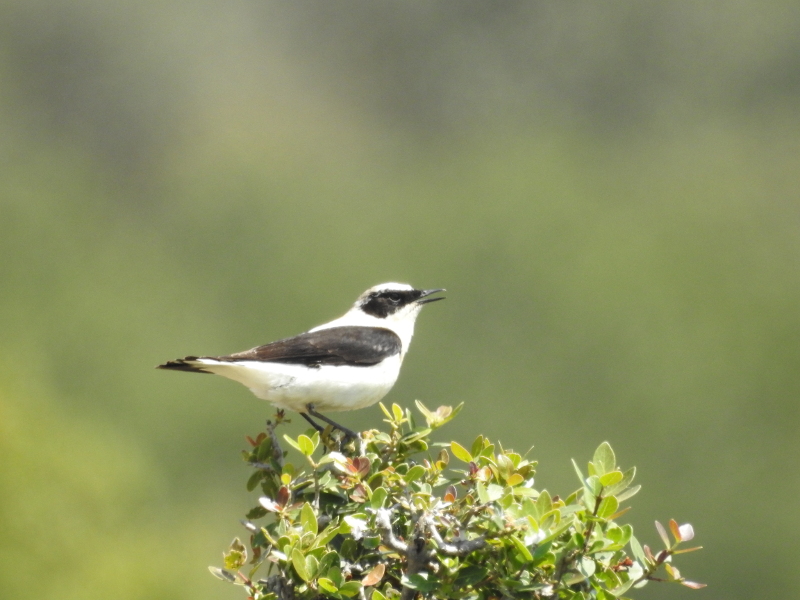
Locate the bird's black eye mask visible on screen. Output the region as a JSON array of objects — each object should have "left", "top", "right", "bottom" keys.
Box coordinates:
[{"left": 361, "top": 290, "right": 422, "bottom": 318}]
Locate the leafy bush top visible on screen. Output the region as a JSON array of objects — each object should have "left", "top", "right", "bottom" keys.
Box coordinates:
[{"left": 211, "top": 402, "right": 703, "bottom": 600}]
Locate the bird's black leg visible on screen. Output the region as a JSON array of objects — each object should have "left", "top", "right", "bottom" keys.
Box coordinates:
[
  {"left": 305, "top": 404, "right": 358, "bottom": 440},
  {"left": 300, "top": 412, "right": 325, "bottom": 434}
]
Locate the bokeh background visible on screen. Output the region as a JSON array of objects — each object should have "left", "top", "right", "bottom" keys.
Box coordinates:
[{"left": 2, "top": 2, "right": 799, "bottom": 599}]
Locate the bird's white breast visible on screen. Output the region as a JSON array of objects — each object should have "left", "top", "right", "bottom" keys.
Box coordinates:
[{"left": 195, "top": 354, "right": 404, "bottom": 413}]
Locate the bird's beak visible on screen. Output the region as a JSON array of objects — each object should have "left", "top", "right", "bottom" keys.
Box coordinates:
[{"left": 417, "top": 288, "right": 446, "bottom": 304}]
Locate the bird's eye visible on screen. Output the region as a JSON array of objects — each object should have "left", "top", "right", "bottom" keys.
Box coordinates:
[{"left": 387, "top": 293, "right": 401, "bottom": 304}]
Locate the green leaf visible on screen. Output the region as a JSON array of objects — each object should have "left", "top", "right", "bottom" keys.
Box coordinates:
[
  {"left": 597, "top": 495, "right": 619, "bottom": 519},
  {"left": 282, "top": 435, "right": 302, "bottom": 453},
  {"left": 245, "top": 505, "right": 268, "bottom": 520},
  {"left": 579, "top": 556, "right": 596, "bottom": 577},
  {"left": 596, "top": 589, "right": 616, "bottom": 600},
  {"left": 297, "top": 434, "right": 315, "bottom": 456},
  {"left": 338, "top": 581, "right": 363, "bottom": 597},
  {"left": 292, "top": 548, "right": 310, "bottom": 582},
  {"left": 629, "top": 534, "right": 648, "bottom": 566},
  {"left": 208, "top": 566, "right": 236, "bottom": 583},
  {"left": 300, "top": 502, "right": 318, "bottom": 535},
  {"left": 536, "top": 490, "right": 553, "bottom": 515},
  {"left": 673, "top": 545, "right": 704, "bottom": 555},
  {"left": 454, "top": 565, "right": 489, "bottom": 586},
  {"left": 318, "top": 577, "right": 338, "bottom": 593},
  {"left": 540, "top": 508, "right": 561, "bottom": 530},
  {"left": 314, "top": 523, "right": 341, "bottom": 548},
  {"left": 378, "top": 402, "right": 393, "bottom": 420},
  {"left": 506, "top": 473, "right": 524, "bottom": 486},
  {"left": 223, "top": 538, "right": 247, "bottom": 570},
  {"left": 305, "top": 554, "right": 319, "bottom": 580},
  {"left": 450, "top": 441, "right": 473, "bottom": 462},
  {"left": 370, "top": 486, "right": 388, "bottom": 509},
  {"left": 403, "top": 572, "right": 437, "bottom": 592},
  {"left": 317, "top": 550, "right": 340, "bottom": 575},
  {"left": 605, "top": 466, "right": 636, "bottom": 496},
  {"left": 496, "top": 453, "right": 514, "bottom": 478},
  {"left": 593, "top": 442, "right": 616, "bottom": 476},
  {"left": 371, "top": 590, "right": 388, "bottom": 600},
  {"left": 584, "top": 475, "right": 602, "bottom": 503},
  {"left": 406, "top": 406, "right": 416, "bottom": 428},
  {"left": 339, "top": 538, "right": 357, "bottom": 560},
  {"left": 599, "top": 470, "right": 623, "bottom": 487},
  {"left": 401, "top": 428, "right": 431, "bottom": 444},
  {"left": 615, "top": 484, "right": 641, "bottom": 502},
  {"left": 572, "top": 458, "right": 585, "bottom": 484},
  {"left": 531, "top": 541, "right": 554, "bottom": 566},
  {"left": 470, "top": 435, "right": 485, "bottom": 458},
  {"left": 486, "top": 483, "right": 504, "bottom": 502},
  {"left": 540, "top": 518, "right": 572, "bottom": 544},
  {"left": 327, "top": 565, "right": 345, "bottom": 587},
  {"left": 255, "top": 437, "right": 275, "bottom": 462},
  {"left": 526, "top": 515, "right": 540, "bottom": 532},
  {"left": 476, "top": 481, "right": 489, "bottom": 504},
  {"left": 607, "top": 524, "right": 633, "bottom": 546},
  {"left": 510, "top": 535, "right": 533, "bottom": 561},
  {"left": 405, "top": 465, "right": 427, "bottom": 482},
  {"left": 478, "top": 442, "right": 496, "bottom": 459},
  {"left": 609, "top": 578, "right": 636, "bottom": 597},
  {"left": 246, "top": 470, "right": 266, "bottom": 491},
  {"left": 391, "top": 403, "right": 404, "bottom": 422},
  {"left": 562, "top": 572, "right": 587, "bottom": 587}
]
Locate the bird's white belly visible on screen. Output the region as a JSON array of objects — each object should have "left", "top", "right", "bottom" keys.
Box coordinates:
[{"left": 198, "top": 354, "right": 403, "bottom": 412}]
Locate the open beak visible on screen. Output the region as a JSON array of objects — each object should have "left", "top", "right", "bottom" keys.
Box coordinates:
[{"left": 417, "top": 288, "right": 446, "bottom": 304}]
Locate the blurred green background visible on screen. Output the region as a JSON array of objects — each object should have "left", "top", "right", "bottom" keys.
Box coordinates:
[{"left": 2, "top": 2, "right": 799, "bottom": 599}]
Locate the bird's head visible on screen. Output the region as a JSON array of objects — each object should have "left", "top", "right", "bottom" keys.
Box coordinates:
[
  {"left": 310, "top": 283, "right": 445, "bottom": 350},
  {"left": 354, "top": 282, "right": 445, "bottom": 325}
]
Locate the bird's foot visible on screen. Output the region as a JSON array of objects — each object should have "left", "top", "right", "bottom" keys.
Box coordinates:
[{"left": 304, "top": 404, "right": 360, "bottom": 444}]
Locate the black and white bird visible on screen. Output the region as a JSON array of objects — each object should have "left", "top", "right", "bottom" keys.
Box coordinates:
[{"left": 157, "top": 283, "right": 444, "bottom": 436}]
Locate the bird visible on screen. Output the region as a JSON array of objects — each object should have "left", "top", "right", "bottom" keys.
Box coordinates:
[{"left": 157, "top": 283, "right": 445, "bottom": 437}]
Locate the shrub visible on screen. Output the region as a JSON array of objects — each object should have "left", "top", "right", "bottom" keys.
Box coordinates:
[{"left": 211, "top": 402, "right": 704, "bottom": 599}]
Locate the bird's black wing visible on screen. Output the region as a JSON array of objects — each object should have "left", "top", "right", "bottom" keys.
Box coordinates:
[{"left": 220, "top": 326, "right": 402, "bottom": 367}]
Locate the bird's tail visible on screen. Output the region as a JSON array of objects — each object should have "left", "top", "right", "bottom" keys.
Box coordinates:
[{"left": 156, "top": 356, "right": 215, "bottom": 374}]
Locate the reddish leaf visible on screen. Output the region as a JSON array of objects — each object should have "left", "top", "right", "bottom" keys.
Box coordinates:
[
  {"left": 277, "top": 486, "right": 291, "bottom": 508},
  {"left": 444, "top": 485, "right": 457, "bottom": 503},
  {"left": 353, "top": 457, "right": 371, "bottom": 478},
  {"left": 669, "top": 519, "right": 681, "bottom": 542},
  {"left": 362, "top": 563, "right": 385, "bottom": 586},
  {"left": 643, "top": 545, "right": 655, "bottom": 561},
  {"left": 350, "top": 484, "right": 368, "bottom": 503}
]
